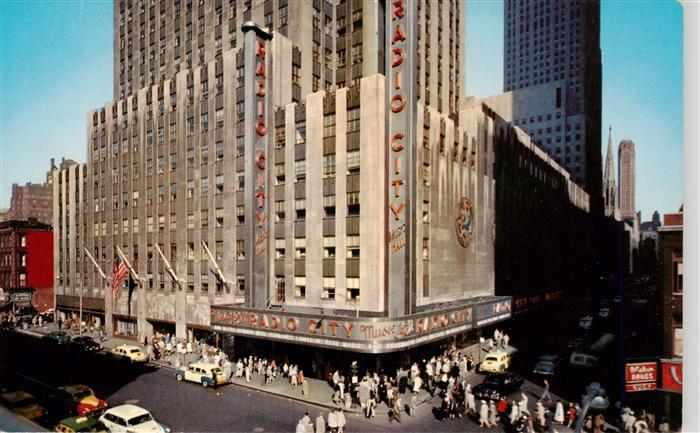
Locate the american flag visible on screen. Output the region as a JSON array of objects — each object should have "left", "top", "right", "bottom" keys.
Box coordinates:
[{"left": 112, "top": 260, "right": 129, "bottom": 301}]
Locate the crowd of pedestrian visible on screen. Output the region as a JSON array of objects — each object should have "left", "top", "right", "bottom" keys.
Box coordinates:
[{"left": 295, "top": 410, "right": 346, "bottom": 433}]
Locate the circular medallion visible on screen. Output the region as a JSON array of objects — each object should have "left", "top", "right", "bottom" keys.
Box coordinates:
[{"left": 455, "top": 197, "right": 474, "bottom": 248}]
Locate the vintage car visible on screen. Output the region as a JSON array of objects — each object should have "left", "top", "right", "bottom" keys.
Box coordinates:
[
  {"left": 0, "top": 390, "right": 44, "bottom": 420},
  {"left": 111, "top": 344, "right": 146, "bottom": 363},
  {"left": 479, "top": 350, "right": 511, "bottom": 373},
  {"left": 532, "top": 355, "right": 562, "bottom": 376},
  {"left": 55, "top": 416, "right": 108, "bottom": 433},
  {"left": 69, "top": 336, "right": 102, "bottom": 353},
  {"left": 44, "top": 331, "right": 73, "bottom": 345},
  {"left": 98, "top": 404, "right": 171, "bottom": 433},
  {"left": 473, "top": 372, "right": 524, "bottom": 400},
  {"left": 56, "top": 385, "right": 107, "bottom": 416},
  {"left": 175, "top": 362, "right": 227, "bottom": 387}
]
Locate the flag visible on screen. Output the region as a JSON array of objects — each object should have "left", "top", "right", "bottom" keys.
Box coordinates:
[
  {"left": 127, "top": 274, "right": 137, "bottom": 316},
  {"left": 112, "top": 260, "right": 129, "bottom": 301}
]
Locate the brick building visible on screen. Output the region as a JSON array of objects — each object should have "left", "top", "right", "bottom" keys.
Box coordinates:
[
  {"left": 0, "top": 219, "right": 54, "bottom": 312},
  {"left": 7, "top": 179, "right": 53, "bottom": 226}
]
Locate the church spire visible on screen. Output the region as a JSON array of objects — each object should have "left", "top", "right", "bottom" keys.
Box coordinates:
[{"left": 603, "top": 126, "right": 618, "bottom": 218}]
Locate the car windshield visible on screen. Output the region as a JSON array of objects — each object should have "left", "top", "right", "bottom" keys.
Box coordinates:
[
  {"left": 130, "top": 349, "right": 141, "bottom": 354},
  {"left": 74, "top": 389, "right": 94, "bottom": 399},
  {"left": 211, "top": 367, "right": 222, "bottom": 374},
  {"left": 536, "top": 361, "right": 553, "bottom": 367},
  {"left": 128, "top": 413, "right": 153, "bottom": 426},
  {"left": 484, "top": 356, "right": 497, "bottom": 362}
]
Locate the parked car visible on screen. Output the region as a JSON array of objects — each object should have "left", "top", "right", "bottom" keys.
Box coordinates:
[
  {"left": 56, "top": 385, "right": 107, "bottom": 416},
  {"left": 0, "top": 390, "right": 44, "bottom": 420},
  {"left": 70, "top": 336, "right": 102, "bottom": 353},
  {"left": 598, "top": 308, "right": 610, "bottom": 319},
  {"left": 44, "top": 331, "right": 72, "bottom": 345},
  {"left": 38, "top": 309, "right": 56, "bottom": 323},
  {"left": 175, "top": 362, "right": 227, "bottom": 388},
  {"left": 583, "top": 382, "right": 610, "bottom": 412},
  {"left": 479, "top": 350, "right": 511, "bottom": 373},
  {"left": 532, "top": 355, "right": 562, "bottom": 376},
  {"left": 578, "top": 316, "right": 594, "bottom": 330},
  {"left": 55, "top": 415, "right": 108, "bottom": 433},
  {"left": 98, "top": 404, "right": 171, "bottom": 433},
  {"left": 111, "top": 345, "right": 146, "bottom": 363},
  {"left": 472, "top": 372, "right": 524, "bottom": 401}
]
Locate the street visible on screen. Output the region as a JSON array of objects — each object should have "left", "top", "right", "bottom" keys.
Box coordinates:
[{"left": 0, "top": 330, "right": 573, "bottom": 433}]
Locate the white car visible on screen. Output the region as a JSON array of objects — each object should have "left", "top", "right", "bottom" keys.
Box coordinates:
[
  {"left": 578, "top": 315, "right": 594, "bottom": 330},
  {"left": 99, "top": 404, "right": 170, "bottom": 433},
  {"left": 111, "top": 344, "right": 147, "bottom": 363},
  {"left": 598, "top": 308, "right": 610, "bottom": 319},
  {"left": 175, "top": 362, "right": 227, "bottom": 387}
]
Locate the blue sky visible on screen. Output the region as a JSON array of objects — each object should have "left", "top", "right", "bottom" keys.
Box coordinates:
[
  {"left": 0, "top": 1, "right": 684, "bottom": 222},
  {"left": 467, "top": 0, "right": 684, "bottom": 221}
]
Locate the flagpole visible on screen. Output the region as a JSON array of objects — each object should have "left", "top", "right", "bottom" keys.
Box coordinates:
[
  {"left": 201, "top": 240, "right": 228, "bottom": 288},
  {"left": 116, "top": 245, "right": 141, "bottom": 282},
  {"left": 84, "top": 247, "right": 110, "bottom": 337},
  {"left": 154, "top": 243, "right": 182, "bottom": 290}
]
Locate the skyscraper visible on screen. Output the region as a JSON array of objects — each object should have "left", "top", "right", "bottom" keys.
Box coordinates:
[
  {"left": 603, "top": 127, "right": 618, "bottom": 219},
  {"left": 501, "top": 0, "right": 602, "bottom": 202},
  {"left": 618, "top": 139, "right": 636, "bottom": 220},
  {"left": 54, "top": 0, "right": 512, "bottom": 351}
]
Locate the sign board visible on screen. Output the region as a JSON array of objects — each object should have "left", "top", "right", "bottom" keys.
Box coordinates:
[
  {"left": 660, "top": 359, "right": 682, "bottom": 393},
  {"left": 242, "top": 22, "right": 273, "bottom": 309},
  {"left": 624, "top": 362, "right": 657, "bottom": 392},
  {"left": 474, "top": 298, "right": 512, "bottom": 326},
  {"left": 385, "top": 0, "right": 417, "bottom": 317}
]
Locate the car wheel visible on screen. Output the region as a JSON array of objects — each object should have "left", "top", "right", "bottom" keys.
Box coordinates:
[
  {"left": 202, "top": 380, "right": 209, "bottom": 388},
  {"left": 176, "top": 374, "right": 183, "bottom": 381}
]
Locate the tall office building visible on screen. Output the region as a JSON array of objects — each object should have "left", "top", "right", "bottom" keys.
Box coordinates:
[
  {"left": 501, "top": 0, "right": 602, "bottom": 202},
  {"left": 52, "top": 0, "right": 513, "bottom": 353},
  {"left": 618, "top": 139, "right": 635, "bottom": 220}
]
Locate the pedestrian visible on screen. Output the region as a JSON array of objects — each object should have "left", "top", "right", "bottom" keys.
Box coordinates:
[
  {"left": 594, "top": 414, "right": 605, "bottom": 433},
  {"left": 479, "top": 400, "right": 490, "bottom": 428},
  {"left": 503, "top": 333, "right": 510, "bottom": 348},
  {"left": 488, "top": 400, "right": 498, "bottom": 427},
  {"left": 408, "top": 393, "right": 417, "bottom": 417},
  {"left": 634, "top": 420, "right": 649, "bottom": 433},
  {"left": 518, "top": 392, "right": 530, "bottom": 415},
  {"left": 567, "top": 403, "right": 577, "bottom": 428},
  {"left": 540, "top": 378, "right": 552, "bottom": 402},
  {"left": 536, "top": 401, "right": 546, "bottom": 428},
  {"left": 245, "top": 364, "right": 252, "bottom": 383},
  {"left": 335, "top": 409, "right": 346, "bottom": 433},
  {"left": 465, "top": 384, "right": 476, "bottom": 415},
  {"left": 554, "top": 399, "right": 565, "bottom": 424},
  {"left": 467, "top": 353, "right": 474, "bottom": 371},
  {"left": 626, "top": 411, "right": 637, "bottom": 433},
  {"left": 302, "top": 376, "right": 309, "bottom": 398},
  {"left": 498, "top": 397, "right": 508, "bottom": 422},
  {"left": 315, "top": 413, "right": 326, "bottom": 433},
  {"left": 509, "top": 400, "right": 520, "bottom": 424},
  {"left": 295, "top": 420, "right": 306, "bottom": 433},
  {"left": 327, "top": 409, "right": 337, "bottom": 433},
  {"left": 58, "top": 317, "right": 63, "bottom": 330},
  {"left": 390, "top": 394, "right": 401, "bottom": 423},
  {"left": 365, "top": 392, "right": 376, "bottom": 419}
]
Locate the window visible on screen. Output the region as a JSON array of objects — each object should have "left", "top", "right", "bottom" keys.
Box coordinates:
[
  {"left": 347, "top": 192, "right": 360, "bottom": 215},
  {"left": 294, "top": 238, "right": 306, "bottom": 258},
  {"left": 275, "top": 128, "right": 286, "bottom": 149},
  {"left": 201, "top": 146, "right": 209, "bottom": 165},
  {"left": 237, "top": 275, "right": 246, "bottom": 293},
  {"left": 346, "top": 278, "right": 360, "bottom": 301},
  {"left": 295, "top": 199, "right": 306, "bottom": 220},
  {"left": 236, "top": 240, "right": 245, "bottom": 260},
  {"left": 337, "top": 49, "right": 346, "bottom": 68},
  {"left": 236, "top": 205, "right": 245, "bottom": 224},
  {"left": 347, "top": 150, "right": 360, "bottom": 173},
  {"left": 275, "top": 238, "right": 285, "bottom": 259},
  {"left": 216, "top": 141, "right": 224, "bottom": 160},
  {"left": 323, "top": 154, "right": 336, "bottom": 178},
  {"left": 215, "top": 240, "right": 224, "bottom": 261},
  {"left": 187, "top": 213, "right": 194, "bottom": 229},
  {"left": 275, "top": 163, "right": 285, "bottom": 185},
  {"left": 275, "top": 200, "right": 285, "bottom": 222},
  {"left": 294, "top": 276, "right": 306, "bottom": 298},
  {"left": 237, "top": 101, "right": 245, "bottom": 120},
  {"left": 423, "top": 163, "right": 431, "bottom": 186},
  {"left": 216, "top": 109, "right": 224, "bottom": 128},
  {"left": 422, "top": 201, "right": 430, "bottom": 223},
  {"left": 323, "top": 114, "right": 335, "bottom": 137},
  {"left": 236, "top": 66, "right": 245, "bottom": 87},
  {"left": 422, "top": 238, "right": 430, "bottom": 260},
  {"left": 312, "top": 42, "right": 320, "bottom": 63},
  {"left": 322, "top": 277, "right": 335, "bottom": 299},
  {"left": 147, "top": 216, "right": 154, "bottom": 232},
  {"left": 187, "top": 149, "right": 195, "bottom": 167},
  {"left": 236, "top": 171, "right": 245, "bottom": 190},
  {"left": 170, "top": 213, "right": 177, "bottom": 231},
  {"left": 323, "top": 195, "right": 336, "bottom": 218},
  {"left": 347, "top": 108, "right": 360, "bottom": 133},
  {"left": 187, "top": 180, "right": 194, "bottom": 198},
  {"left": 158, "top": 215, "right": 165, "bottom": 231},
  {"left": 158, "top": 186, "right": 165, "bottom": 203},
  {"left": 215, "top": 174, "right": 224, "bottom": 194},
  {"left": 215, "top": 207, "right": 224, "bottom": 226},
  {"left": 292, "top": 65, "right": 301, "bottom": 86},
  {"left": 294, "top": 160, "right": 306, "bottom": 182},
  {"left": 201, "top": 274, "right": 208, "bottom": 292},
  {"left": 201, "top": 209, "right": 209, "bottom": 227},
  {"left": 352, "top": 43, "right": 362, "bottom": 64},
  {"left": 187, "top": 242, "right": 195, "bottom": 261},
  {"left": 347, "top": 235, "right": 360, "bottom": 258},
  {"left": 323, "top": 236, "right": 335, "bottom": 258},
  {"left": 295, "top": 121, "right": 306, "bottom": 143},
  {"left": 187, "top": 117, "right": 195, "bottom": 135},
  {"left": 201, "top": 177, "right": 209, "bottom": 196},
  {"left": 352, "top": 10, "right": 362, "bottom": 30},
  {"left": 170, "top": 183, "right": 177, "bottom": 200},
  {"left": 170, "top": 153, "right": 178, "bottom": 171},
  {"left": 158, "top": 156, "right": 165, "bottom": 173},
  {"left": 275, "top": 277, "right": 285, "bottom": 303},
  {"left": 201, "top": 112, "right": 209, "bottom": 131}
]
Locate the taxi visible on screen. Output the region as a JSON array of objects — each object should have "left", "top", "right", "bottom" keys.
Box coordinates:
[
  {"left": 111, "top": 344, "right": 147, "bottom": 363},
  {"left": 55, "top": 416, "right": 108, "bottom": 433},
  {"left": 479, "top": 350, "right": 511, "bottom": 373},
  {"left": 175, "top": 361, "right": 227, "bottom": 387},
  {"left": 57, "top": 385, "right": 107, "bottom": 416}
]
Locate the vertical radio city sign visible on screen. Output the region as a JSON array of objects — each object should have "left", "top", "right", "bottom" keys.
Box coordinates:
[
  {"left": 386, "top": 0, "right": 417, "bottom": 317},
  {"left": 243, "top": 22, "right": 272, "bottom": 309}
]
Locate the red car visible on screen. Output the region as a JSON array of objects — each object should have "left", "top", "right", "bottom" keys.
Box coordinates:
[{"left": 57, "top": 385, "right": 107, "bottom": 416}]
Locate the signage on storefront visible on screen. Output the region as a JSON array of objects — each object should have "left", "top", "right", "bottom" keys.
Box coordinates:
[
  {"left": 474, "top": 298, "right": 512, "bottom": 326},
  {"left": 243, "top": 22, "right": 272, "bottom": 309},
  {"left": 625, "top": 362, "right": 657, "bottom": 392},
  {"left": 660, "top": 359, "right": 682, "bottom": 393},
  {"left": 385, "top": 0, "right": 417, "bottom": 317},
  {"left": 212, "top": 297, "right": 510, "bottom": 353}
]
